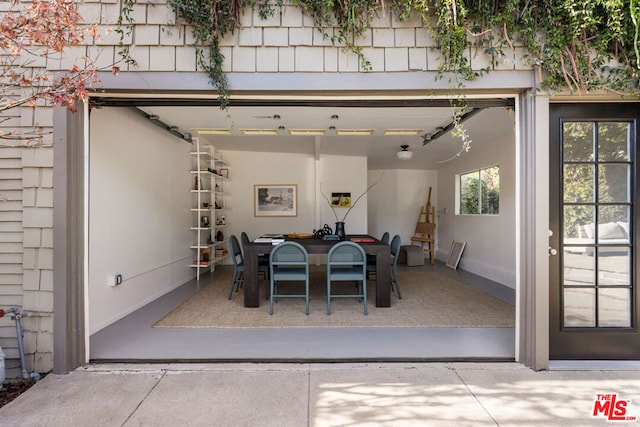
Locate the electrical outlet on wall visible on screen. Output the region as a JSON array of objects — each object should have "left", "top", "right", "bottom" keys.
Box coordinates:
[{"left": 107, "top": 274, "right": 123, "bottom": 287}]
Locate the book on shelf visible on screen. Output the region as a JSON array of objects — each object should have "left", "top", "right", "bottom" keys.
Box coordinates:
[
  {"left": 322, "top": 234, "right": 340, "bottom": 241},
  {"left": 253, "top": 237, "right": 273, "bottom": 243},
  {"left": 214, "top": 248, "right": 228, "bottom": 258},
  {"left": 254, "top": 234, "right": 286, "bottom": 244}
]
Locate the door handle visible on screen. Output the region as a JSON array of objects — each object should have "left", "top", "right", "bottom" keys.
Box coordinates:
[{"left": 548, "top": 246, "right": 558, "bottom": 256}]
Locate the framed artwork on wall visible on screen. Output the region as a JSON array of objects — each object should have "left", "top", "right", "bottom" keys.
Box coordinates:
[
  {"left": 445, "top": 240, "right": 466, "bottom": 269},
  {"left": 254, "top": 184, "right": 298, "bottom": 217},
  {"left": 331, "top": 192, "right": 351, "bottom": 208}
]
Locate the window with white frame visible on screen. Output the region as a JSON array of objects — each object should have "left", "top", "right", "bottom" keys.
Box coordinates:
[{"left": 457, "top": 165, "right": 500, "bottom": 215}]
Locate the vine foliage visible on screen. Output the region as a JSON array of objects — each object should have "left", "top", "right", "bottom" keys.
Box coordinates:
[{"left": 146, "top": 1, "right": 640, "bottom": 101}]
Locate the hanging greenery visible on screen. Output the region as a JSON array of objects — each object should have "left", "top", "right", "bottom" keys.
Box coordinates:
[
  {"left": 153, "top": 0, "right": 640, "bottom": 99},
  {"left": 118, "top": 0, "right": 640, "bottom": 110},
  {"left": 422, "top": 0, "right": 640, "bottom": 94}
]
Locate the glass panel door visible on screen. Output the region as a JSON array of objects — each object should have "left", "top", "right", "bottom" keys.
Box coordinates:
[{"left": 550, "top": 104, "right": 640, "bottom": 359}]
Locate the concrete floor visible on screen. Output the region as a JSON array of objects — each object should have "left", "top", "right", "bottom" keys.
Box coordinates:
[
  {"left": 90, "top": 262, "right": 516, "bottom": 362},
  {"left": 3, "top": 362, "right": 640, "bottom": 426}
]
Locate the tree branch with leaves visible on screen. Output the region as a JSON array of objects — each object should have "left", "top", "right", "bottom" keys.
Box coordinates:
[{"left": 0, "top": 0, "right": 123, "bottom": 143}]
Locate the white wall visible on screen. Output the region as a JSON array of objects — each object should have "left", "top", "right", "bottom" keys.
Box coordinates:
[
  {"left": 89, "top": 108, "right": 194, "bottom": 333},
  {"left": 368, "top": 169, "right": 437, "bottom": 245},
  {"left": 223, "top": 150, "right": 317, "bottom": 241},
  {"left": 319, "top": 155, "right": 368, "bottom": 234},
  {"left": 223, "top": 151, "right": 369, "bottom": 250},
  {"left": 436, "top": 126, "right": 516, "bottom": 287}
]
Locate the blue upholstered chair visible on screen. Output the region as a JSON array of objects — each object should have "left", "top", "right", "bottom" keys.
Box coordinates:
[
  {"left": 327, "top": 241, "right": 368, "bottom": 315},
  {"left": 269, "top": 241, "right": 310, "bottom": 315}
]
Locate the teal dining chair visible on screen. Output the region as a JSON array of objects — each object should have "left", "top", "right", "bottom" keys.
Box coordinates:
[
  {"left": 269, "top": 241, "right": 310, "bottom": 315},
  {"left": 229, "top": 234, "right": 270, "bottom": 300},
  {"left": 227, "top": 235, "right": 244, "bottom": 300},
  {"left": 367, "top": 231, "right": 389, "bottom": 265},
  {"left": 388, "top": 234, "right": 402, "bottom": 299},
  {"left": 327, "top": 241, "right": 367, "bottom": 315}
]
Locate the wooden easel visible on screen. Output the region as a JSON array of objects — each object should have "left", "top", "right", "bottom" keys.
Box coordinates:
[{"left": 410, "top": 187, "right": 436, "bottom": 264}]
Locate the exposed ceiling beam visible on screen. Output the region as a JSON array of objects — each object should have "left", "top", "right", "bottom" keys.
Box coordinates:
[
  {"left": 421, "top": 108, "right": 485, "bottom": 146},
  {"left": 129, "top": 107, "right": 193, "bottom": 143},
  {"left": 94, "top": 97, "right": 515, "bottom": 109}
]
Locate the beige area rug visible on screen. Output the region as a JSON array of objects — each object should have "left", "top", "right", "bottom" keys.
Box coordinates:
[{"left": 154, "top": 266, "right": 515, "bottom": 328}]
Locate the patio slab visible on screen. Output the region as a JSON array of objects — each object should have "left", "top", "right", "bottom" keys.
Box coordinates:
[{"left": 1, "top": 362, "right": 640, "bottom": 426}]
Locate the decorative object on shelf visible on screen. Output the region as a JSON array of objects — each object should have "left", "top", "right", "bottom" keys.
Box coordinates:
[
  {"left": 216, "top": 230, "right": 224, "bottom": 242},
  {"left": 320, "top": 173, "right": 384, "bottom": 225},
  {"left": 288, "top": 232, "right": 315, "bottom": 239},
  {"left": 194, "top": 176, "right": 200, "bottom": 190},
  {"left": 254, "top": 184, "right": 298, "bottom": 217},
  {"left": 202, "top": 202, "right": 210, "bottom": 209},
  {"left": 331, "top": 192, "right": 351, "bottom": 208},
  {"left": 201, "top": 215, "right": 209, "bottom": 227},
  {"left": 216, "top": 217, "right": 225, "bottom": 225},
  {"left": 313, "top": 224, "right": 333, "bottom": 239},
  {"left": 219, "top": 168, "right": 229, "bottom": 178},
  {"left": 201, "top": 248, "right": 210, "bottom": 263},
  {"left": 334, "top": 221, "right": 346, "bottom": 240}
]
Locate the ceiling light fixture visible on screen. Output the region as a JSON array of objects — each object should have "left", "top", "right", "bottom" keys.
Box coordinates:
[
  {"left": 192, "top": 128, "right": 232, "bottom": 135},
  {"left": 397, "top": 144, "right": 413, "bottom": 160},
  {"left": 289, "top": 129, "right": 326, "bottom": 136},
  {"left": 241, "top": 129, "right": 279, "bottom": 135},
  {"left": 384, "top": 129, "right": 424, "bottom": 136},
  {"left": 336, "top": 129, "right": 375, "bottom": 136}
]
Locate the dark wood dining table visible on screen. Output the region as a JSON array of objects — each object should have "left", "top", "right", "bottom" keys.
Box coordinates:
[{"left": 243, "top": 235, "right": 391, "bottom": 308}]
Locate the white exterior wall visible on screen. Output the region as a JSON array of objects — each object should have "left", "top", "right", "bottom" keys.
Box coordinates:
[{"left": 0, "top": 0, "right": 536, "bottom": 375}]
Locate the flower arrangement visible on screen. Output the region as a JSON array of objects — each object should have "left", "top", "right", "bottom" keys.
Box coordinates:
[{"left": 320, "top": 173, "right": 384, "bottom": 223}]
